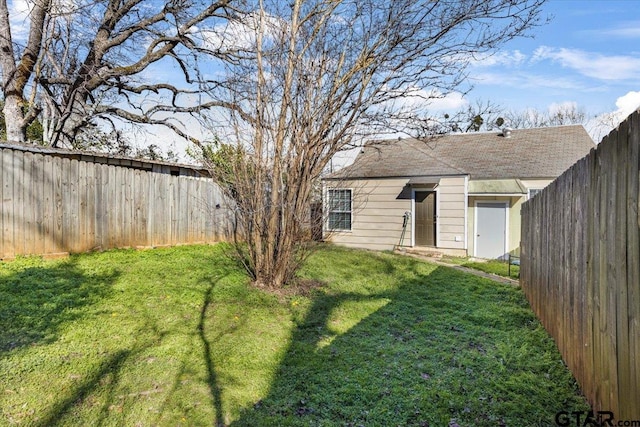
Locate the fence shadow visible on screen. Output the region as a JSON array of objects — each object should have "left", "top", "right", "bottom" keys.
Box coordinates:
[{"left": 0, "top": 257, "right": 119, "bottom": 353}]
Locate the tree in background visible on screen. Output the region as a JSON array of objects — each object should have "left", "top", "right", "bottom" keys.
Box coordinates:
[
  {"left": 440, "top": 100, "right": 587, "bottom": 134},
  {"left": 0, "top": 101, "right": 45, "bottom": 142},
  {"left": 70, "top": 124, "right": 180, "bottom": 161},
  {"left": 0, "top": 99, "right": 178, "bottom": 160},
  {"left": 195, "top": 0, "right": 547, "bottom": 288},
  {"left": 502, "top": 103, "right": 586, "bottom": 129},
  {"left": 0, "top": 0, "right": 233, "bottom": 147}
]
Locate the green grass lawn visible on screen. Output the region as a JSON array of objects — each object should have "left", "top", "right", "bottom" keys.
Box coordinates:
[
  {"left": 0, "top": 244, "right": 587, "bottom": 426},
  {"left": 440, "top": 256, "right": 521, "bottom": 280},
  {"left": 462, "top": 260, "right": 520, "bottom": 280}
]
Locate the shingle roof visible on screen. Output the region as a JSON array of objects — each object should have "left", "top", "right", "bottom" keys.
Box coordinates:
[{"left": 327, "top": 125, "right": 595, "bottom": 180}]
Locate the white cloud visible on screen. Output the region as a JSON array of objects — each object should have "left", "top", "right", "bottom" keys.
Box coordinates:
[
  {"left": 470, "top": 50, "right": 527, "bottom": 68},
  {"left": 601, "top": 26, "right": 640, "bottom": 38},
  {"left": 586, "top": 91, "right": 640, "bottom": 142},
  {"left": 8, "top": 0, "right": 33, "bottom": 39},
  {"left": 398, "top": 89, "right": 467, "bottom": 112},
  {"left": 547, "top": 101, "right": 579, "bottom": 115},
  {"left": 374, "top": 87, "right": 468, "bottom": 113},
  {"left": 532, "top": 46, "right": 640, "bottom": 81},
  {"left": 613, "top": 90, "right": 640, "bottom": 113},
  {"left": 582, "top": 21, "right": 640, "bottom": 39},
  {"left": 427, "top": 91, "right": 468, "bottom": 111},
  {"left": 8, "top": 0, "right": 80, "bottom": 41},
  {"left": 199, "top": 11, "right": 285, "bottom": 53},
  {"left": 470, "top": 71, "right": 584, "bottom": 91}
]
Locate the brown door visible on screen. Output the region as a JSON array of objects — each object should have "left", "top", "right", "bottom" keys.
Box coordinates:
[{"left": 415, "top": 191, "right": 436, "bottom": 246}]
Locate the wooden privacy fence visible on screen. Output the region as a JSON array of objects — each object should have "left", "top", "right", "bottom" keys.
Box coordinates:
[
  {"left": 1, "top": 143, "right": 232, "bottom": 259},
  {"left": 520, "top": 110, "right": 640, "bottom": 419}
]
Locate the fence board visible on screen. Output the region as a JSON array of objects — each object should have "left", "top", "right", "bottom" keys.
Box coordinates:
[
  {"left": 60, "top": 157, "right": 70, "bottom": 251},
  {"left": 14, "top": 153, "right": 25, "bottom": 254},
  {"left": 134, "top": 169, "right": 147, "bottom": 247},
  {"left": 36, "top": 154, "right": 45, "bottom": 252},
  {"left": 179, "top": 177, "right": 188, "bottom": 243},
  {"left": 115, "top": 164, "right": 124, "bottom": 248},
  {"left": 625, "top": 111, "right": 640, "bottom": 418},
  {"left": 2, "top": 150, "right": 14, "bottom": 258},
  {"left": 86, "top": 161, "right": 96, "bottom": 250},
  {"left": 108, "top": 164, "right": 117, "bottom": 248},
  {"left": 0, "top": 145, "right": 230, "bottom": 259},
  {"left": 170, "top": 177, "right": 178, "bottom": 246},
  {"left": 521, "top": 109, "right": 640, "bottom": 418},
  {"left": 603, "top": 130, "right": 618, "bottom": 414},
  {"left": 24, "top": 153, "right": 42, "bottom": 251},
  {"left": 94, "top": 163, "right": 105, "bottom": 249},
  {"left": 70, "top": 157, "right": 80, "bottom": 252},
  {"left": 53, "top": 156, "right": 64, "bottom": 254},
  {"left": 584, "top": 152, "right": 596, "bottom": 406},
  {"left": 78, "top": 159, "right": 88, "bottom": 252},
  {"left": 125, "top": 168, "right": 134, "bottom": 248},
  {"left": 615, "top": 119, "right": 630, "bottom": 417},
  {"left": 42, "top": 156, "right": 56, "bottom": 253}
]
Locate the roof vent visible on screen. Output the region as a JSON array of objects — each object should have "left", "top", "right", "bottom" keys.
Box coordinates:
[{"left": 502, "top": 127, "right": 513, "bottom": 138}]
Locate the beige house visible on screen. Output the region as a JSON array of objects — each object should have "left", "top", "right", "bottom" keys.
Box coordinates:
[{"left": 322, "top": 125, "right": 595, "bottom": 258}]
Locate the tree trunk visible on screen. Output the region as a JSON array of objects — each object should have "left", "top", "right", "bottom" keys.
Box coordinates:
[
  {"left": 0, "top": 0, "right": 25, "bottom": 142},
  {"left": 0, "top": 0, "right": 50, "bottom": 143},
  {"left": 247, "top": 177, "right": 311, "bottom": 289},
  {"left": 3, "top": 96, "right": 26, "bottom": 142},
  {"left": 50, "top": 95, "right": 88, "bottom": 148}
]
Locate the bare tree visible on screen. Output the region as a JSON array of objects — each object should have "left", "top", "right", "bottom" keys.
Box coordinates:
[
  {"left": 194, "top": 0, "right": 547, "bottom": 288},
  {"left": 0, "top": 0, "right": 50, "bottom": 142},
  {"left": 438, "top": 99, "right": 505, "bottom": 133},
  {"left": 0, "top": 0, "right": 234, "bottom": 146},
  {"left": 502, "top": 103, "right": 586, "bottom": 129},
  {"left": 441, "top": 101, "right": 588, "bottom": 133}
]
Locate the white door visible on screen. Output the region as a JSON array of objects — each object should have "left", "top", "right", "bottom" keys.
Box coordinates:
[{"left": 475, "top": 202, "right": 507, "bottom": 259}]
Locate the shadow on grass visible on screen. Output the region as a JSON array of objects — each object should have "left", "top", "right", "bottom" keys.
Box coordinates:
[
  {"left": 232, "top": 265, "right": 588, "bottom": 426},
  {"left": 198, "top": 276, "right": 228, "bottom": 427},
  {"left": 1, "top": 246, "right": 247, "bottom": 426},
  {"left": 33, "top": 349, "right": 130, "bottom": 427},
  {"left": 152, "top": 250, "right": 246, "bottom": 427},
  {"left": 0, "top": 257, "right": 119, "bottom": 353}
]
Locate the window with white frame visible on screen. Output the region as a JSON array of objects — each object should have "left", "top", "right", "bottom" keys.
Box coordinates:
[
  {"left": 528, "top": 188, "right": 543, "bottom": 199},
  {"left": 327, "top": 189, "right": 352, "bottom": 231}
]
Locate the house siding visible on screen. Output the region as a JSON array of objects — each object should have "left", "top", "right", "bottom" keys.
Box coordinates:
[
  {"left": 511, "top": 179, "right": 555, "bottom": 254},
  {"left": 324, "top": 176, "right": 466, "bottom": 252},
  {"left": 324, "top": 178, "right": 411, "bottom": 251},
  {"left": 433, "top": 176, "right": 466, "bottom": 250}
]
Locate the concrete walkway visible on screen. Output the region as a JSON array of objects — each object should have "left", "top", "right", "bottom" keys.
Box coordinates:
[{"left": 395, "top": 250, "right": 520, "bottom": 287}]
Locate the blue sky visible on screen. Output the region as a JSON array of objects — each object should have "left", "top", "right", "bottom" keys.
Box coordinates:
[
  {"left": 8, "top": 0, "right": 637, "bottom": 157},
  {"left": 326, "top": 0, "right": 640, "bottom": 167},
  {"left": 462, "top": 0, "right": 640, "bottom": 138},
  {"left": 133, "top": 0, "right": 640, "bottom": 159}
]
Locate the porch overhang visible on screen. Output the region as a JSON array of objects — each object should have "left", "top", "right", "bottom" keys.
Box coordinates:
[
  {"left": 468, "top": 179, "right": 527, "bottom": 196},
  {"left": 407, "top": 177, "right": 441, "bottom": 188}
]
